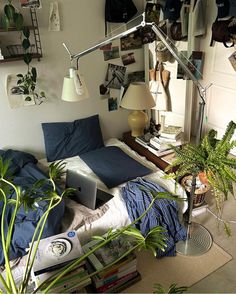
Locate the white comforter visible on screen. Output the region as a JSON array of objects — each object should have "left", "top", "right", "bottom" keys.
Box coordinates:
[{"left": 39, "top": 138, "right": 187, "bottom": 244}]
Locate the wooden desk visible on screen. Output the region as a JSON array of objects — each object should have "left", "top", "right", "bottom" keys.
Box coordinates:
[{"left": 123, "top": 131, "right": 173, "bottom": 171}]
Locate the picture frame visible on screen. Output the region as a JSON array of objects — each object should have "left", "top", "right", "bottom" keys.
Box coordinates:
[{"left": 19, "top": 0, "right": 42, "bottom": 9}]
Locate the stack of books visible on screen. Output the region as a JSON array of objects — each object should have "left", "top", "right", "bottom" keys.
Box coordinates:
[
  {"left": 135, "top": 135, "right": 152, "bottom": 148},
  {"left": 83, "top": 235, "right": 141, "bottom": 293},
  {"left": 31, "top": 230, "right": 91, "bottom": 293},
  {"left": 160, "top": 125, "right": 183, "bottom": 140},
  {"left": 150, "top": 136, "right": 182, "bottom": 152},
  {"left": 134, "top": 130, "right": 183, "bottom": 157}
]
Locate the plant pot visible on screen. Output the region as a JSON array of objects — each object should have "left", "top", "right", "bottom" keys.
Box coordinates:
[
  {"left": 22, "top": 94, "right": 36, "bottom": 106},
  {"left": 181, "top": 175, "right": 210, "bottom": 207},
  {"left": 198, "top": 171, "right": 208, "bottom": 185}
]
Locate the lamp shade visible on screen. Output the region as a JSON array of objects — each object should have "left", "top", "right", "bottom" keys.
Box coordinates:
[
  {"left": 120, "top": 82, "right": 156, "bottom": 110},
  {"left": 61, "top": 71, "right": 89, "bottom": 102}
]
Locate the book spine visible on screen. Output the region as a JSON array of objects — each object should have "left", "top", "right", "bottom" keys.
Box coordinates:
[
  {"left": 42, "top": 270, "right": 90, "bottom": 292},
  {"left": 147, "top": 146, "right": 174, "bottom": 157},
  {"left": 93, "top": 263, "right": 137, "bottom": 288},
  {"left": 135, "top": 138, "right": 149, "bottom": 148},
  {"left": 97, "top": 254, "right": 136, "bottom": 278},
  {"left": 159, "top": 136, "right": 178, "bottom": 143},
  {"left": 97, "top": 271, "right": 138, "bottom": 293},
  {"left": 160, "top": 133, "right": 178, "bottom": 139}
]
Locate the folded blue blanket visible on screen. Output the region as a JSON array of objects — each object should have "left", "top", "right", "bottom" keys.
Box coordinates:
[
  {"left": 122, "top": 178, "right": 187, "bottom": 257},
  {"left": 0, "top": 149, "right": 65, "bottom": 265},
  {"left": 80, "top": 146, "right": 152, "bottom": 188}
]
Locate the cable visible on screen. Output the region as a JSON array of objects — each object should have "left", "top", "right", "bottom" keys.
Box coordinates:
[{"left": 206, "top": 207, "right": 236, "bottom": 224}]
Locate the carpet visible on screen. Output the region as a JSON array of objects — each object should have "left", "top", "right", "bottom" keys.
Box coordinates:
[{"left": 123, "top": 242, "right": 232, "bottom": 293}]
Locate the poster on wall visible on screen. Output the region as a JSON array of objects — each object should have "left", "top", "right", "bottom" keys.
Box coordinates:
[
  {"left": 49, "top": 1, "right": 60, "bottom": 31},
  {"left": 6, "top": 74, "right": 36, "bottom": 109}
]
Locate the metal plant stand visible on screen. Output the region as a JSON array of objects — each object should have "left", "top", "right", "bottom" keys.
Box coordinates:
[{"left": 176, "top": 175, "right": 213, "bottom": 255}]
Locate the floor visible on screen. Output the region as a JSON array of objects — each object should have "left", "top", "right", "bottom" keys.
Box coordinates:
[
  {"left": 185, "top": 191, "right": 236, "bottom": 293},
  {"left": 124, "top": 191, "right": 236, "bottom": 294}
]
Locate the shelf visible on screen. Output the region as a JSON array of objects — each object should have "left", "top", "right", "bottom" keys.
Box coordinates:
[
  {"left": 0, "top": 53, "right": 42, "bottom": 63},
  {"left": 0, "top": 26, "right": 36, "bottom": 32},
  {"left": 0, "top": 9, "right": 42, "bottom": 63}
]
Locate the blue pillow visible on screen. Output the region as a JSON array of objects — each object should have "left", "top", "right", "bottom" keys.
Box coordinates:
[
  {"left": 42, "top": 115, "right": 104, "bottom": 162},
  {"left": 80, "top": 146, "right": 152, "bottom": 189}
]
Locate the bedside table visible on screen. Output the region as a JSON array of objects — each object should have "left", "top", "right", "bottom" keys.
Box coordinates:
[{"left": 123, "top": 131, "right": 173, "bottom": 171}]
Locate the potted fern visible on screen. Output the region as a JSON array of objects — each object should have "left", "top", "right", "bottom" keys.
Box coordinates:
[{"left": 165, "top": 120, "right": 236, "bottom": 233}]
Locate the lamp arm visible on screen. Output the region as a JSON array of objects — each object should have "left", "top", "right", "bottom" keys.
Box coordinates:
[
  {"left": 63, "top": 15, "right": 206, "bottom": 101},
  {"left": 63, "top": 13, "right": 211, "bottom": 141}
]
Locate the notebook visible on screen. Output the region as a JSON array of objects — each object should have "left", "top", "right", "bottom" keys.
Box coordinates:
[{"left": 65, "top": 169, "right": 113, "bottom": 210}]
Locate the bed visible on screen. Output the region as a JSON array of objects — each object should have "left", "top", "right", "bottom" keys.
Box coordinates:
[
  {"left": 0, "top": 115, "right": 188, "bottom": 287},
  {"left": 39, "top": 137, "right": 188, "bottom": 245}
]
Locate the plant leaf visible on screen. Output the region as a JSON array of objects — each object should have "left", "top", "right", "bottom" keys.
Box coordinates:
[
  {"left": 13, "top": 12, "right": 24, "bottom": 30},
  {"left": 22, "top": 38, "right": 30, "bottom": 50},
  {"left": 31, "top": 67, "right": 37, "bottom": 82},
  {"left": 4, "top": 4, "right": 15, "bottom": 20},
  {"left": 23, "top": 53, "right": 32, "bottom": 65},
  {"left": 22, "top": 26, "right": 30, "bottom": 38},
  {"left": 1, "top": 14, "right": 10, "bottom": 30}
]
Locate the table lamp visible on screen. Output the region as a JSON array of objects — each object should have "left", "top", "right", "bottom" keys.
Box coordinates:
[{"left": 120, "top": 82, "right": 156, "bottom": 137}]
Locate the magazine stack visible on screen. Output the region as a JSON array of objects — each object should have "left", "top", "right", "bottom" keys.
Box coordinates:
[
  {"left": 31, "top": 230, "right": 91, "bottom": 293},
  {"left": 83, "top": 234, "right": 141, "bottom": 293}
]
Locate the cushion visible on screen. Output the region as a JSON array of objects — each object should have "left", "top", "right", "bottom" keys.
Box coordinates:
[
  {"left": 42, "top": 115, "right": 104, "bottom": 162},
  {"left": 80, "top": 146, "right": 152, "bottom": 189}
]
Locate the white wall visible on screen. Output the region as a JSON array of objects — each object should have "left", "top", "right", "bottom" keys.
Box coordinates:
[
  {"left": 0, "top": 0, "right": 144, "bottom": 158},
  {"left": 199, "top": 0, "right": 236, "bottom": 138}
]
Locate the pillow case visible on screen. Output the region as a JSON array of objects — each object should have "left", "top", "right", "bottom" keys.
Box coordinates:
[
  {"left": 42, "top": 114, "right": 104, "bottom": 162},
  {"left": 80, "top": 146, "right": 152, "bottom": 189}
]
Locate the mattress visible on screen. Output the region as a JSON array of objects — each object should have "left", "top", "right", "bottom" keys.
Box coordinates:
[{"left": 39, "top": 138, "right": 188, "bottom": 245}]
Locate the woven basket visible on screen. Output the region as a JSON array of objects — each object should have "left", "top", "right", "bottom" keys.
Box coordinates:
[{"left": 181, "top": 175, "right": 210, "bottom": 207}]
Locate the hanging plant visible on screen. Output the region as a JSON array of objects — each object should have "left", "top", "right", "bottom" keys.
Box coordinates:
[{"left": 16, "top": 26, "right": 46, "bottom": 104}]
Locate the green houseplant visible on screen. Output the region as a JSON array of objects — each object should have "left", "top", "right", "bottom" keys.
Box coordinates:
[
  {"left": 0, "top": 157, "right": 178, "bottom": 294},
  {"left": 16, "top": 26, "right": 46, "bottom": 105},
  {"left": 165, "top": 120, "right": 236, "bottom": 233}
]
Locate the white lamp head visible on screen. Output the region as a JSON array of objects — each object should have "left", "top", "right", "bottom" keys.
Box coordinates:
[{"left": 61, "top": 68, "right": 89, "bottom": 102}]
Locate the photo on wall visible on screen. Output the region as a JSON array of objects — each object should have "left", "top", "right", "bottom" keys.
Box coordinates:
[
  {"left": 103, "top": 46, "right": 120, "bottom": 61},
  {"left": 105, "top": 63, "right": 126, "bottom": 89},
  {"left": 127, "top": 70, "right": 145, "bottom": 85},
  {"left": 108, "top": 97, "right": 118, "bottom": 111},
  {"left": 121, "top": 52, "right": 135, "bottom": 66},
  {"left": 120, "top": 31, "right": 142, "bottom": 51}
]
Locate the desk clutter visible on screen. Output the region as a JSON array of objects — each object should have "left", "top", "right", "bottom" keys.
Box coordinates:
[
  {"left": 31, "top": 230, "right": 91, "bottom": 293},
  {"left": 135, "top": 126, "right": 183, "bottom": 157}
]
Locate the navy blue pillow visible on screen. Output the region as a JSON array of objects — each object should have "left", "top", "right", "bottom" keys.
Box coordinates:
[
  {"left": 80, "top": 146, "right": 152, "bottom": 189},
  {"left": 42, "top": 115, "right": 104, "bottom": 162}
]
